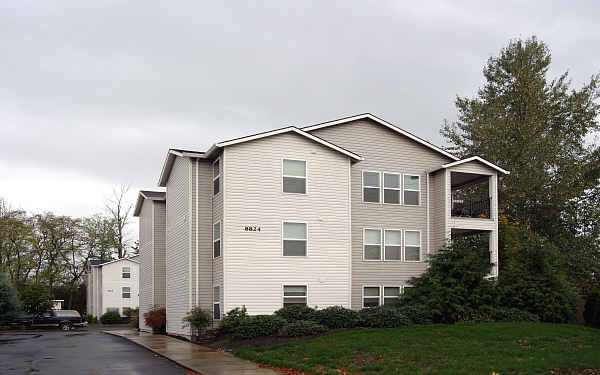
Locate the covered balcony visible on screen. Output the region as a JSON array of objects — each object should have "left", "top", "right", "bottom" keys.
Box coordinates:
[{"left": 450, "top": 172, "right": 491, "bottom": 219}]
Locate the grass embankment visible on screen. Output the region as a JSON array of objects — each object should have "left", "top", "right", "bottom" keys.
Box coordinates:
[{"left": 236, "top": 323, "right": 600, "bottom": 375}]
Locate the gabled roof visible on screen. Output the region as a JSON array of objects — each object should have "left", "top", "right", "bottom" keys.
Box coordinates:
[
  {"left": 91, "top": 256, "right": 140, "bottom": 267},
  {"left": 158, "top": 148, "right": 207, "bottom": 187},
  {"left": 302, "top": 113, "right": 459, "bottom": 161},
  {"left": 430, "top": 156, "right": 510, "bottom": 175},
  {"left": 133, "top": 190, "right": 166, "bottom": 216}
]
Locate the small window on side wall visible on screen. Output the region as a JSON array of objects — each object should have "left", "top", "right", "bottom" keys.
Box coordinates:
[
  {"left": 403, "top": 174, "right": 420, "bottom": 205},
  {"left": 383, "top": 173, "right": 401, "bottom": 204},
  {"left": 384, "top": 230, "right": 402, "bottom": 260},
  {"left": 283, "top": 285, "right": 307, "bottom": 307},
  {"left": 213, "top": 159, "right": 220, "bottom": 195},
  {"left": 213, "top": 286, "right": 221, "bottom": 320},
  {"left": 363, "top": 229, "right": 382, "bottom": 260},
  {"left": 383, "top": 287, "right": 401, "bottom": 305},
  {"left": 213, "top": 222, "right": 221, "bottom": 258},
  {"left": 283, "top": 159, "right": 306, "bottom": 194},
  {"left": 363, "top": 171, "right": 381, "bottom": 203},
  {"left": 283, "top": 222, "right": 307, "bottom": 256},
  {"left": 122, "top": 266, "right": 131, "bottom": 278},
  {"left": 363, "top": 286, "right": 380, "bottom": 307},
  {"left": 404, "top": 231, "right": 421, "bottom": 261},
  {"left": 122, "top": 287, "right": 131, "bottom": 299}
]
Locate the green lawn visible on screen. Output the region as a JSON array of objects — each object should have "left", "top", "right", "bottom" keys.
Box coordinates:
[{"left": 236, "top": 323, "right": 600, "bottom": 375}]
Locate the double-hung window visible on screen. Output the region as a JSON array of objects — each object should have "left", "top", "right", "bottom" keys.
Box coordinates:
[
  {"left": 363, "top": 171, "right": 381, "bottom": 203},
  {"left": 404, "top": 230, "right": 421, "bottom": 261},
  {"left": 363, "top": 229, "right": 382, "bottom": 260},
  {"left": 283, "top": 159, "right": 306, "bottom": 194},
  {"left": 383, "top": 173, "right": 401, "bottom": 204},
  {"left": 383, "top": 287, "right": 401, "bottom": 305},
  {"left": 213, "top": 286, "right": 221, "bottom": 320},
  {"left": 283, "top": 222, "right": 307, "bottom": 256},
  {"left": 122, "top": 266, "right": 131, "bottom": 278},
  {"left": 213, "top": 159, "right": 220, "bottom": 195},
  {"left": 122, "top": 287, "right": 131, "bottom": 299},
  {"left": 283, "top": 285, "right": 307, "bottom": 307},
  {"left": 403, "top": 174, "right": 420, "bottom": 205},
  {"left": 213, "top": 221, "right": 221, "bottom": 258},
  {"left": 363, "top": 286, "right": 381, "bottom": 307},
  {"left": 384, "top": 229, "right": 402, "bottom": 260}
]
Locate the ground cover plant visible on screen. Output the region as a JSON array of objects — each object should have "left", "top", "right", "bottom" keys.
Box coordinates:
[{"left": 237, "top": 323, "right": 600, "bottom": 375}]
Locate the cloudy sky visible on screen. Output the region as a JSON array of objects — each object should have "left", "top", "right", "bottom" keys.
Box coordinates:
[{"left": 1, "top": 1, "right": 599, "bottom": 232}]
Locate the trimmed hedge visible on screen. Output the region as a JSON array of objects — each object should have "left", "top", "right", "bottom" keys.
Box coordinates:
[
  {"left": 584, "top": 290, "right": 600, "bottom": 328},
  {"left": 100, "top": 311, "right": 121, "bottom": 324},
  {"left": 395, "top": 304, "right": 433, "bottom": 325},
  {"left": 309, "top": 306, "right": 360, "bottom": 329},
  {"left": 233, "top": 315, "right": 287, "bottom": 340},
  {"left": 274, "top": 305, "right": 315, "bottom": 322},
  {"left": 278, "top": 320, "right": 327, "bottom": 337},
  {"left": 467, "top": 306, "right": 540, "bottom": 323},
  {"left": 358, "top": 306, "right": 411, "bottom": 328}
]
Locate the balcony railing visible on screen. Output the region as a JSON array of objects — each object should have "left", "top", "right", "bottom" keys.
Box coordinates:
[{"left": 451, "top": 197, "right": 491, "bottom": 219}]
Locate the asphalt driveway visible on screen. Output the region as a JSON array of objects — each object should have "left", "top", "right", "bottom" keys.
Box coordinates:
[{"left": 0, "top": 326, "right": 189, "bottom": 375}]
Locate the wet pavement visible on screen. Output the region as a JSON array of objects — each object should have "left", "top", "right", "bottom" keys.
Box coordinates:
[
  {"left": 0, "top": 327, "right": 189, "bottom": 374},
  {"left": 105, "top": 330, "right": 280, "bottom": 375}
]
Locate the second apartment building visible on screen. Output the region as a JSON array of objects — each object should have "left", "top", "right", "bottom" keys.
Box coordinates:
[{"left": 139, "top": 113, "right": 508, "bottom": 338}]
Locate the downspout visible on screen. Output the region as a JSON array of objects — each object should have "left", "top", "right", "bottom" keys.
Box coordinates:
[{"left": 426, "top": 171, "right": 430, "bottom": 256}]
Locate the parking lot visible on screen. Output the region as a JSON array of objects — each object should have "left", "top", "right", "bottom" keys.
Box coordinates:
[{"left": 0, "top": 326, "right": 188, "bottom": 375}]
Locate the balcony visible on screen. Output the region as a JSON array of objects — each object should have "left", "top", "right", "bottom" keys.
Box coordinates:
[
  {"left": 451, "top": 197, "right": 491, "bottom": 219},
  {"left": 450, "top": 171, "right": 491, "bottom": 220}
]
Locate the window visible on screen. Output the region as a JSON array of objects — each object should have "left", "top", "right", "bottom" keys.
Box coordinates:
[
  {"left": 283, "top": 222, "right": 307, "bottom": 256},
  {"left": 384, "top": 229, "right": 402, "bottom": 260},
  {"left": 383, "top": 173, "right": 401, "bottom": 204},
  {"left": 122, "top": 266, "right": 131, "bottom": 278},
  {"left": 363, "top": 286, "right": 381, "bottom": 307},
  {"left": 122, "top": 287, "right": 131, "bottom": 299},
  {"left": 213, "top": 159, "right": 220, "bottom": 195},
  {"left": 404, "top": 231, "right": 421, "bottom": 261},
  {"left": 363, "top": 229, "right": 382, "bottom": 260},
  {"left": 107, "top": 307, "right": 119, "bottom": 313},
  {"left": 403, "top": 174, "right": 420, "bottom": 205},
  {"left": 213, "top": 222, "right": 221, "bottom": 258},
  {"left": 383, "top": 287, "right": 401, "bottom": 305},
  {"left": 283, "top": 285, "right": 307, "bottom": 307},
  {"left": 363, "top": 171, "right": 381, "bottom": 203},
  {"left": 213, "top": 286, "right": 221, "bottom": 320},
  {"left": 283, "top": 159, "right": 306, "bottom": 194}
]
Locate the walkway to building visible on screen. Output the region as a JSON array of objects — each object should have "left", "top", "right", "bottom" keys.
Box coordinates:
[{"left": 104, "top": 330, "right": 280, "bottom": 375}]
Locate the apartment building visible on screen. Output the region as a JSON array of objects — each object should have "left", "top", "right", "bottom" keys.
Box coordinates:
[{"left": 137, "top": 114, "right": 508, "bottom": 338}]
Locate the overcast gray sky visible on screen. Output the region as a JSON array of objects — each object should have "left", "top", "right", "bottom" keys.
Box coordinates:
[{"left": 1, "top": 1, "right": 599, "bottom": 228}]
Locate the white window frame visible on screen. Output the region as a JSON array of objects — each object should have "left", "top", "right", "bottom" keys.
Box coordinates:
[
  {"left": 122, "top": 287, "right": 131, "bottom": 299},
  {"left": 362, "top": 170, "right": 381, "bottom": 204},
  {"left": 382, "top": 285, "right": 402, "bottom": 305},
  {"left": 383, "top": 228, "right": 403, "bottom": 261},
  {"left": 213, "top": 285, "right": 221, "bottom": 320},
  {"left": 402, "top": 174, "right": 421, "bottom": 206},
  {"left": 363, "top": 228, "right": 382, "bottom": 261},
  {"left": 382, "top": 172, "right": 401, "bottom": 205},
  {"left": 402, "top": 285, "right": 413, "bottom": 294},
  {"left": 122, "top": 266, "right": 131, "bottom": 278},
  {"left": 212, "top": 158, "right": 221, "bottom": 196},
  {"left": 362, "top": 285, "right": 381, "bottom": 308},
  {"left": 403, "top": 229, "right": 422, "bottom": 262},
  {"left": 282, "top": 284, "right": 308, "bottom": 308},
  {"left": 282, "top": 221, "right": 308, "bottom": 257},
  {"left": 213, "top": 221, "right": 222, "bottom": 258},
  {"left": 282, "top": 158, "right": 307, "bottom": 194}
]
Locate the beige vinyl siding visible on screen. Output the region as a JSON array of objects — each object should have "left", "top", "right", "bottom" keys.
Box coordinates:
[
  {"left": 138, "top": 200, "right": 153, "bottom": 332},
  {"left": 212, "top": 152, "right": 224, "bottom": 318},
  {"left": 153, "top": 201, "right": 167, "bottom": 307},
  {"left": 428, "top": 170, "right": 447, "bottom": 255},
  {"left": 223, "top": 132, "right": 351, "bottom": 314},
  {"left": 309, "top": 119, "right": 454, "bottom": 309},
  {"left": 194, "top": 160, "right": 214, "bottom": 313},
  {"left": 166, "top": 156, "right": 191, "bottom": 336},
  {"left": 190, "top": 159, "right": 197, "bottom": 307}
]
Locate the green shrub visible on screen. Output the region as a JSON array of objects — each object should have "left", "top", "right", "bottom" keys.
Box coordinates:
[
  {"left": 100, "top": 311, "right": 122, "bottom": 324},
  {"left": 219, "top": 306, "right": 249, "bottom": 333},
  {"left": 309, "top": 306, "right": 359, "bottom": 329},
  {"left": 278, "top": 320, "right": 327, "bottom": 337},
  {"left": 87, "top": 315, "right": 98, "bottom": 324},
  {"left": 584, "top": 289, "right": 600, "bottom": 328},
  {"left": 183, "top": 307, "right": 212, "bottom": 334},
  {"left": 466, "top": 306, "right": 539, "bottom": 323},
  {"left": 233, "top": 315, "right": 287, "bottom": 340},
  {"left": 358, "top": 306, "right": 411, "bottom": 328},
  {"left": 274, "top": 305, "right": 315, "bottom": 321},
  {"left": 0, "top": 272, "right": 21, "bottom": 322},
  {"left": 20, "top": 284, "right": 53, "bottom": 316},
  {"left": 395, "top": 304, "right": 433, "bottom": 324}
]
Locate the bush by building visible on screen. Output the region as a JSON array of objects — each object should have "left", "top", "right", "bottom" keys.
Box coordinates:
[
  {"left": 308, "top": 306, "right": 359, "bottom": 329},
  {"left": 219, "top": 306, "right": 249, "bottom": 333},
  {"left": 278, "top": 320, "right": 327, "bottom": 337},
  {"left": 100, "top": 310, "right": 122, "bottom": 324},
  {"left": 233, "top": 315, "right": 287, "bottom": 340},
  {"left": 274, "top": 305, "right": 315, "bottom": 322}
]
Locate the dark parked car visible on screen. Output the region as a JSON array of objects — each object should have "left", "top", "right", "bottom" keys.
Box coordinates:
[{"left": 13, "top": 310, "right": 88, "bottom": 331}]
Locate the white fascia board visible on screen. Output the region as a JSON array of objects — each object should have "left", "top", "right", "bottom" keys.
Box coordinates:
[
  {"left": 303, "top": 113, "right": 459, "bottom": 161},
  {"left": 440, "top": 156, "right": 510, "bottom": 175}
]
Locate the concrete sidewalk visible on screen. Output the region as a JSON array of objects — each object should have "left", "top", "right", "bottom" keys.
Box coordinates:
[{"left": 104, "top": 330, "right": 280, "bottom": 375}]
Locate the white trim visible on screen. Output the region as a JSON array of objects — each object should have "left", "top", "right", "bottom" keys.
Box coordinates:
[
  {"left": 195, "top": 160, "right": 199, "bottom": 306},
  {"left": 383, "top": 228, "right": 402, "bottom": 261},
  {"left": 382, "top": 172, "right": 401, "bottom": 205},
  {"left": 213, "top": 221, "right": 222, "bottom": 259},
  {"left": 382, "top": 285, "right": 402, "bottom": 305},
  {"left": 363, "top": 228, "right": 382, "bottom": 261},
  {"left": 402, "top": 174, "right": 421, "bottom": 206},
  {"left": 282, "top": 221, "right": 308, "bottom": 257},
  {"left": 122, "top": 286, "right": 131, "bottom": 299},
  {"left": 282, "top": 284, "right": 309, "bottom": 308},
  {"left": 212, "top": 157, "right": 221, "bottom": 196},
  {"left": 361, "top": 285, "right": 382, "bottom": 308},
  {"left": 282, "top": 158, "right": 307, "bottom": 194},
  {"left": 216, "top": 127, "right": 363, "bottom": 161},
  {"left": 362, "top": 170, "right": 381, "bottom": 204},
  {"left": 434, "top": 156, "right": 510, "bottom": 175},
  {"left": 212, "top": 284, "right": 221, "bottom": 320},
  {"left": 91, "top": 257, "right": 140, "bottom": 267},
  {"left": 151, "top": 201, "right": 155, "bottom": 306},
  {"left": 303, "top": 113, "right": 459, "bottom": 161},
  {"left": 121, "top": 266, "right": 131, "bottom": 279},
  {"left": 188, "top": 159, "right": 193, "bottom": 310},
  {"left": 347, "top": 159, "right": 352, "bottom": 308},
  {"left": 426, "top": 172, "right": 430, "bottom": 255},
  {"left": 403, "top": 229, "right": 422, "bottom": 262}
]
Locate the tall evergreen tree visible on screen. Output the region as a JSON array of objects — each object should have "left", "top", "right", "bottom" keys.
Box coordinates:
[{"left": 442, "top": 36, "right": 600, "bottom": 292}]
